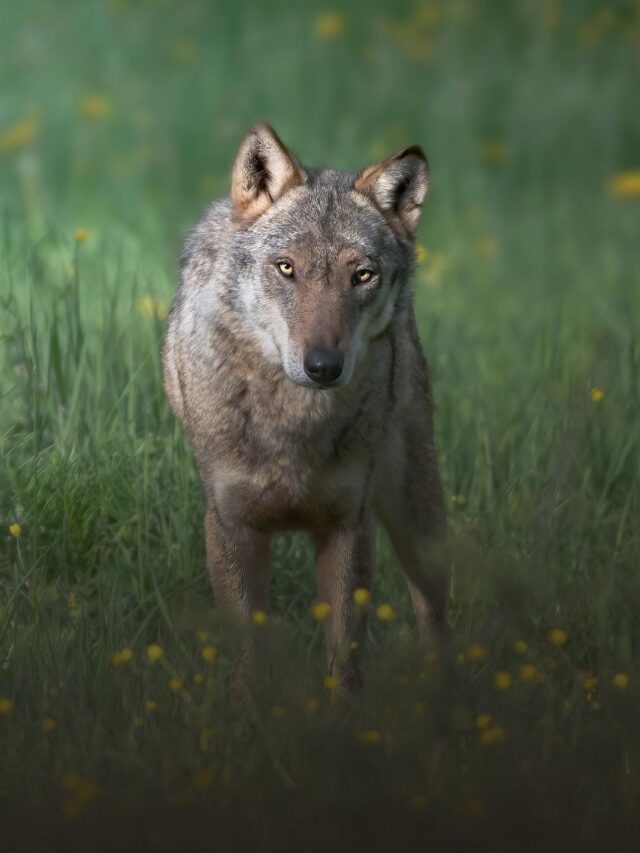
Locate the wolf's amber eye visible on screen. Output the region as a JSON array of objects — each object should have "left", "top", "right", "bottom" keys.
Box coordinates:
[
  {"left": 276, "top": 260, "right": 294, "bottom": 278},
  {"left": 353, "top": 269, "right": 373, "bottom": 285}
]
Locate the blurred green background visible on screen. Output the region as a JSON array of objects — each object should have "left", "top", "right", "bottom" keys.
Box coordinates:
[{"left": 1, "top": 1, "right": 640, "bottom": 845}]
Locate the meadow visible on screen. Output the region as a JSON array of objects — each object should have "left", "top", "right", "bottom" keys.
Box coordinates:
[{"left": 1, "top": 0, "right": 639, "bottom": 849}]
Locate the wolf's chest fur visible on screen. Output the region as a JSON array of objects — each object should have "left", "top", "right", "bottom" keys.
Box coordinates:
[{"left": 177, "top": 320, "right": 392, "bottom": 531}]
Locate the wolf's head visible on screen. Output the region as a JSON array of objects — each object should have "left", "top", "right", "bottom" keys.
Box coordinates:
[{"left": 228, "top": 123, "right": 428, "bottom": 389}]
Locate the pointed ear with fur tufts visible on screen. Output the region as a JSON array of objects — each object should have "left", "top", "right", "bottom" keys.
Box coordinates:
[
  {"left": 353, "top": 146, "right": 430, "bottom": 241},
  {"left": 230, "top": 122, "right": 305, "bottom": 227}
]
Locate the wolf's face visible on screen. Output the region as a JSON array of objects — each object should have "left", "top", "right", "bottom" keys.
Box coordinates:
[{"left": 229, "top": 124, "right": 429, "bottom": 389}]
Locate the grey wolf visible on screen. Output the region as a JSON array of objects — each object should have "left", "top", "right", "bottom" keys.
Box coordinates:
[{"left": 162, "top": 122, "right": 449, "bottom": 690}]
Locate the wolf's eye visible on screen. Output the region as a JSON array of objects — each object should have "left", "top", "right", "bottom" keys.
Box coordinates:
[
  {"left": 353, "top": 269, "right": 374, "bottom": 285},
  {"left": 276, "top": 260, "right": 294, "bottom": 278}
]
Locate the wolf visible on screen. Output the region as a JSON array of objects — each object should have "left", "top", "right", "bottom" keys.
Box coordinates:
[{"left": 162, "top": 122, "right": 449, "bottom": 690}]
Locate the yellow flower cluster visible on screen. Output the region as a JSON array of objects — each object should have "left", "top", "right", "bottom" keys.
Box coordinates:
[
  {"left": 80, "top": 95, "right": 111, "bottom": 120},
  {"left": 0, "top": 113, "right": 40, "bottom": 157},
  {"left": 311, "top": 601, "right": 331, "bottom": 621},
  {"left": 358, "top": 729, "right": 381, "bottom": 745},
  {"left": 201, "top": 645, "right": 218, "bottom": 663},
  {"left": 146, "top": 644, "right": 164, "bottom": 662},
  {"left": 547, "top": 628, "right": 568, "bottom": 647},
  {"left": 136, "top": 297, "right": 168, "bottom": 320},
  {"left": 111, "top": 648, "right": 133, "bottom": 666},
  {"left": 313, "top": 12, "right": 346, "bottom": 39},
  {"left": 376, "top": 603, "right": 396, "bottom": 621},
  {"left": 608, "top": 171, "right": 640, "bottom": 197}
]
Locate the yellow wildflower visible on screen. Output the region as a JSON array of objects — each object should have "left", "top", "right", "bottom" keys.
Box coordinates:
[
  {"left": 467, "top": 798, "right": 486, "bottom": 817},
  {"left": 193, "top": 769, "right": 214, "bottom": 790},
  {"left": 80, "top": 95, "right": 111, "bottom": 119},
  {"left": 409, "top": 793, "right": 427, "bottom": 811},
  {"left": 494, "top": 671, "right": 512, "bottom": 691},
  {"left": 313, "top": 12, "right": 346, "bottom": 39},
  {"left": 0, "top": 113, "right": 40, "bottom": 157},
  {"left": 419, "top": 252, "right": 447, "bottom": 290},
  {"left": 201, "top": 645, "right": 218, "bottom": 663},
  {"left": 67, "top": 591, "right": 81, "bottom": 620},
  {"left": 9, "top": 522, "right": 22, "bottom": 538},
  {"left": 74, "top": 228, "right": 90, "bottom": 244},
  {"left": 582, "top": 675, "right": 598, "bottom": 691},
  {"left": 323, "top": 675, "right": 339, "bottom": 691},
  {"left": 42, "top": 717, "right": 57, "bottom": 732},
  {"left": 197, "top": 629, "right": 208, "bottom": 642},
  {"left": 467, "top": 644, "right": 488, "bottom": 663},
  {"left": 519, "top": 664, "right": 539, "bottom": 683},
  {"left": 111, "top": 647, "right": 133, "bottom": 666},
  {"left": 311, "top": 601, "right": 331, "bottom": 621},
  {"left": 63, "top": 771, "right": 81, "bottom": 790},
  {"left": 251, "top": 610, "right": 268, "bottom": 626},
  {"left": 376, "top": 603, "right": 396, "bottom": 622},
  {"left": 612, "top": 673, "right": 630, "bottom": 690},
  {"left": 353, "top": 587, "right": 371, "bottom": 607},
  {"left": 358, "top": 729, "right": 381, "bottom": 745},
  {"left": 547, "top": 628, "right": 568, "bottom": 647},
  {"left": 168, "top": 676, "right": 183, "bottom": 693},
  {"left": 475, "top": 237, "right": 497, "bottom": 260},
  {"left": 304, "top": 698, "right": 320, "bottom": 715},
  {"left": 607, "top": 171, "right": 640, "bottom": 198},
  {"left": 480, "top": 726, "right": 506, "bottom": 745},
  {"left": 136, "top": 296, "right": 168, "bottom": 320},
  {"left": 77, "top": 779, "right": 97, "bottom": 803},
  {"left": 271, "top": 704, "right": 286, "bottom": 719},
  {"left": 480, "top": 142, "right": 508, "bottom": 165},
  {"left": 170, "top": 38, "right": 198, "bottom": 65},
  {"left": 146, "top": 644, "right": 164, "bottom": 663},
  {"left": 514, "top": 640, "right": 528, "bottom": 655},
  {"left": 0, "top": 698, "right": 13, "bottom": 715},
  {"left": 193, "top": 673, "right": 204, "bottom": 685},
  {"left": 145, "top": 699, "right": 158, "bottom": 712},
  {"left": 475, "top": 714, "right": 492, "bottom": 730},
  {"left": 591, "top": 387, "right": 605, "bottom": 402}
]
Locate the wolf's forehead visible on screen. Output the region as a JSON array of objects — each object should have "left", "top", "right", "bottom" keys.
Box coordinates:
[{"left": 264, "top": 183, "right": 385, "bottom": 255}]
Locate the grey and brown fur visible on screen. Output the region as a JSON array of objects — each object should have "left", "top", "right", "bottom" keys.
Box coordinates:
[{"left": 162, "top": 123, "right": 449, "bottom": 690}]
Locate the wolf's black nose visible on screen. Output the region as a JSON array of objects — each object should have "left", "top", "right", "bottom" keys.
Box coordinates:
[{"left": 304, "top": 347, "right": 343, "bottom": 385}]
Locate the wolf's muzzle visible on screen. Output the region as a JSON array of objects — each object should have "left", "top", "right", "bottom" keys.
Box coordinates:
[{"left": 303, "top": 347, "right": 343, "bottom": 386}]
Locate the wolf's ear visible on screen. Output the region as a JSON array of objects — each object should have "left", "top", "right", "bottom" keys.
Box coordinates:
[
  {"left": 354, "top": 146, "right": 429, "bottom": 240},
  {"left": 231, "top": 123, "right": 304, "bottom": 226}
]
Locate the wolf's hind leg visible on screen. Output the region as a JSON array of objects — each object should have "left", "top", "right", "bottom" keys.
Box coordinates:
[{"left": 312, "top": 515, "right": 374, "bottom": 693}]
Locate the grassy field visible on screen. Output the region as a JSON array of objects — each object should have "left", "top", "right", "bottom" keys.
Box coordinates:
[{"left": 1, "top": 0, "right": 640, "bottom": 849}]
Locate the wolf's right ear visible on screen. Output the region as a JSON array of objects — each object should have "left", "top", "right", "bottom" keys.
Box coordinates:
[
  {"left": 231, "top": 123, "right": 305, "bottom": 227},
  {"left": 354, "top": 146, "right": 429, "bottom": 241}
]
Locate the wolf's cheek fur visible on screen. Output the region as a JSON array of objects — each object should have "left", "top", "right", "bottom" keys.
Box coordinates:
[{"left": 236, "top": 273, "right": 286, "bottom": 365}]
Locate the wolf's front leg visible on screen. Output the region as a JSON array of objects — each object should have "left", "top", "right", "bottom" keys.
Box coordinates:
[
  {"left": 205, "top": 503, "right": 271, "bottom": 688},
  {"left": 313, "top": 515, "right": 374, "bottom": 693},
  {"left": 376, "top": 434, "right": 450, "bottom": 646}
]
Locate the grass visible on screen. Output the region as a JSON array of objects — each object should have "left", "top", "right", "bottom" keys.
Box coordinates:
[{"left": 1, "top": 0, "right": 640, "bottom": 849}]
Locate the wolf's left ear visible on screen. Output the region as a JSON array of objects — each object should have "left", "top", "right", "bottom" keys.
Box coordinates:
[
  {"left": 231, "top": 122, "right": 305, "bottom": 226},
  {"left": 354, "top": 146, "right": 429, "bottom": 240}
]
